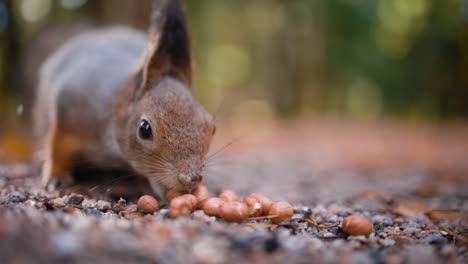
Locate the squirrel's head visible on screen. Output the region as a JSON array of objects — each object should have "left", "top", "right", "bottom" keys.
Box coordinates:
[{"left": 114, "top": 0, "right": 215, "bottom": 192}]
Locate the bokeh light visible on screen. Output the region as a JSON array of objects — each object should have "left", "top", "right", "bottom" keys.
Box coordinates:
[{"left": 20, "top": 0, "right": 52, "bottom": 23}]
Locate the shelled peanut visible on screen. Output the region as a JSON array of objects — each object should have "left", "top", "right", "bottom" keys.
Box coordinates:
[
  {"left": 137, "top": 195, "right": 160, "bottom": 213},
  {"left": 169, "top": 194, "right": 198, "bottom": 218},
  {"left": 137, "top": 184, "right": 294, "bottom": 224}
]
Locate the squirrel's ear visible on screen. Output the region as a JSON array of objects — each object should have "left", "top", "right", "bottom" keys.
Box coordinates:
[{"left": 138, "top": 0, "right": 192, "bottom": 96}]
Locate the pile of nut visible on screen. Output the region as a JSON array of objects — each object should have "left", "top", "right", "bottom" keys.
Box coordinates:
[{"left": 136, "top": 185, "right": 293, "bottom": 224}]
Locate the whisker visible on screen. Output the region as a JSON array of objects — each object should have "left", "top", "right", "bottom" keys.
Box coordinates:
[{"left": 206, "top": 136, "right": 243, "bottom": 162}]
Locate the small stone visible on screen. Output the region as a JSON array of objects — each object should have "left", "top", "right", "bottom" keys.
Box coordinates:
[
  {"left": 403, "top": 227, "right": 420, "bottom": 234},
  {"left": 65, "top": 193, "right": 84, "bottom": 205},
  {"left": 338, "top": 211, "right": 352, "bottom": 218},
  {"left": 23, "top": 200, "right": 36, "bottom": 207},
  {"left": 264, "top": 237, "right": 280, "bottom": 252},
  {"left": 121, "top": 210, "right": 144, "bottom": 220},
  {"left": 323, "top": 232, "right": 336, "bottom": 238},
  {"left": 50, "top": 197, "right": 66, "bottom": 208},
  {"left": 81, "top": 199, "right": 96, "bottom": 208},
  {"left": 192, "top": 210, "right": 213, "bottom": 223},
  {"left": 113, "top": 198, "right": 127, "bottom": 212},
  {"left": 291, "top": 214, "right": 305, "bottom": 222},
  {"left": 85, "top": 208, "right": 102, "bottom": 217},
  {"left": 421, "top": 235, "right": 447, "bottom": 245},
  {"left": 96, "top": 200, "right": 112, "bottom": 212},
  {"left": 393, "top": 218, "right": 404, "bottom": 225},
  {"left": 440, "top": 230, "right": 448, "bottom": 236},
  {"left": 327, "top": 215, "right": 338, "bottom": 223},
  {"left": 158, "top": 208, "right": 169, "bottom": 217},
  {"left": 51, "top": 231, "right": 82, "bottom": 256},
  {"left": 63, "top": 206, "right": 77, "bottom": 214},
  {"left": 294, "top": 206, "right": 312, "bottom": 218},
  {"left": 378, "top": 232, "right": 388, "bottom": 238},
  {"left": 383, "top": 216, "right": 393, "bottom": 226},
  {"left": 379, "top": 238, "right": 396, "bottom": 247},
  {"left": 372, "top": 215, "right": 385, "bottom": 224}
]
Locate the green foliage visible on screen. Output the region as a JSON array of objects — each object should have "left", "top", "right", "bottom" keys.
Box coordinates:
[{"left": 0, "top": 0, "right": 466, "bottom": 120}]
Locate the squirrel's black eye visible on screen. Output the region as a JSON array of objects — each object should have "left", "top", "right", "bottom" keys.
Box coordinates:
[
  {"left": 212, "top": 125, "right": 216, "bottom": 135},
  {"left": 139, "top": 120, "right": 152, "bottom": 139}
]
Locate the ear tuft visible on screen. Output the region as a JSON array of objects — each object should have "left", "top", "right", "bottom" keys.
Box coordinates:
[{"left": 140, "top": 0, "right": 191, "bottom": 95}]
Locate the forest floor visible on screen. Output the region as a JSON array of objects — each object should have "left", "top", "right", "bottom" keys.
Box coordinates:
[{"left": 0, "top": 119, "right": 467, "bottom": 264}]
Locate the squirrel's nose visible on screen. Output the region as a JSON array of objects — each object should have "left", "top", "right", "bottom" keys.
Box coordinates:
[{"left": 178, "top": 173, "right": 202, "bottom": 186}]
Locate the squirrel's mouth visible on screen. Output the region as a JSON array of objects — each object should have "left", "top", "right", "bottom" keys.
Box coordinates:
[{"left": 177, "top": 172, "right": 202, "bottom": 187}]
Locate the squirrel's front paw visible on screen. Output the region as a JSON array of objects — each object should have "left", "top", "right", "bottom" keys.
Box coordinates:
[{"left": 41, "top": 160, "right": 74, "bottom": 191}]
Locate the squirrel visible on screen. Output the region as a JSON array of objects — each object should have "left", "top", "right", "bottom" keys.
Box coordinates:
[{"left": 33, "top": 0, "right": 215, "bottom": 198}]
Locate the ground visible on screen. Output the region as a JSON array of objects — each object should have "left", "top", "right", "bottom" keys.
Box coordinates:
[{"left": 0, "top": 119, "right": 467, "bottom": 263}]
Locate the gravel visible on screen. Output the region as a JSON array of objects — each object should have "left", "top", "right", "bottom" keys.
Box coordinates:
[{"left": 1, "top": 121, "right": 468, "bottom": 263}]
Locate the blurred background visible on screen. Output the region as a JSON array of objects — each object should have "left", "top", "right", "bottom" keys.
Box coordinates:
[{"left": 0, "top": 0, "right": 467, "bottom": 161}]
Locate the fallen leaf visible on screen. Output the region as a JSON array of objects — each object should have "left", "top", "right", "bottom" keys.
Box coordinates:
[
  {"left": 305, "top": 217, "right": 317, "bottom": 226},
  {"left": 245, "top": 223, "right": 277, "bottom": 228},
  {"left": 426, "top": 210, "right": 468, "bottom": 221},
  {"left": 439, "top": 227, "right": 468, "bottom": 241},
  {"left": 247, "top": 215, "right": 279, "bottom": 221},
  {"left": 353, "top": 190, "right": 394, "bottom": 205},
  {"left": 392, "top": 199, "right": 431, "bottom": 218}
]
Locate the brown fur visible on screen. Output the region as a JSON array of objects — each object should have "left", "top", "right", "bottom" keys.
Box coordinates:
[{"left": 36, "top": 0, "right": 215, "bottom": 197}]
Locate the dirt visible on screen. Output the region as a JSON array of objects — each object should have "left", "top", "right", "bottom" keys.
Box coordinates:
[{"left": 0, "top": 120, "right": 467, "bottom": 264}]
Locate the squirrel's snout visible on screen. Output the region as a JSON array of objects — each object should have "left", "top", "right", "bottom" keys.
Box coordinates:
[{"left": 177, "top": 172, "right": 202, "bottom": 186}]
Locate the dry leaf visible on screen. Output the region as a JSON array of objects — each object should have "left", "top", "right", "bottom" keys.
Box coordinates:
[
  {"left": 426, "top": 210, "right": 468, "bottom": 221},
  {"left": 305, "top": 217, "right": 317, "bottom": 226},
  {"left": 392, "top": 199, "right": 431, "bottom": 218},
  {"left": 245, "top": 223, "right": 277, "bottom": 228},
  {"left": 353, "top": 190, "right": 394, "bottom": 204}
]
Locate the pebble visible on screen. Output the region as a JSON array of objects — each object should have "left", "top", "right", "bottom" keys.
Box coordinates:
[
  {"left": 372, "top": 215, "right": 385, "bottom": 224},
  {"left": 294, "top": 206, "right": 312, "bottom": 218},
  {"left": 65, "top": 193, "right": 84, "bottom": 205},
  {"left": 264, "top": 237, "right": 280, "bottom": 252},
  {"left": 421, "top": 235, "right": 447, "bottom": 245},
  {"left": 323, "top": 232, "right": 336, "bottom": 238},
  {"left": 96, "top": 200, "right": 112, "bottom": 212},
  {"left": 50, "top": 197, "right": 66, "bottom": 208},
  {"left": 291, "top": 214, "right": 305, "bottom": 222},
  {"left": 192, "top": 210, "right": 213, "bottom": 223},
  {"left": 281, "top": 236, "right": 308, "bottom": 254},
  {"left": 439, "top": 230, "right": 448, "bottom": 236},
  {"left": 327, "top": 215, "right": 338, "bottom": 223},
  {"left": 383, "top": 216, "right": 393, "bottom": 226},
  {"left": 378, "top": 232, "right": 387, "bottom": 238},
  {"left": 85, "top": 208, "right": 102, "bottom": 218},
  {"left": 338, "top": 211, "right": 352, "bottom": 217},
  {"left": 403, "top": 227, "right": 420, "bottom": 234},
  {"left": 51, "top": 231, "right": 82, "bottom": 256},
  {"left": 157, "top": 208, "right": 170, "bottom": 218},
  {"left": 379, "top": 238, "right": 396, "bottom": 247},
  {"left": 112, "top": 198, "right": 127, "bottom": 212},
  {"left": 8, "top": 194, "right": 28, "bottom": 203},
  {"left": 393, "top": 218, "right": 405, "bottom": 225}
]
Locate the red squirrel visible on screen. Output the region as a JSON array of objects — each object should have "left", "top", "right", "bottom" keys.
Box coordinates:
[{"left": 33, "top": 0, "right": 215, "bottom": 198}]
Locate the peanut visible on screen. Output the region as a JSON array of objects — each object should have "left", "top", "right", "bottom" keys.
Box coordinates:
[
  {"left": 202, "top": 197, "right": 225, "bottom": 217},
  {"left": 169, "top": 194, "right": 197, "bottom": 218},
  {"left": 342, "top": 215, "right": 373, "bottom": 236},
  {"left": 269, "top": 201, "right": 293, "bottom": 224},
  {"left": 165, "top": 189, "right": 186, "bottom": 203},
  {"left": 193, "top": 184, "right": 210, "bottom": 207},
  {"left": 218, "top": 189, "right": 239, "bottom": 202},
  {"left": 219, "top": 201, "right": 249, "bottom": 223},
  {"left": 243, "top": 195, "right": 263, "bottom": 217},
  {"left": 137, "top": 195, "right": 160, "bottom": 214},
  {"left": 248, "top": 193, "right": 273, "bottom": 215}
]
